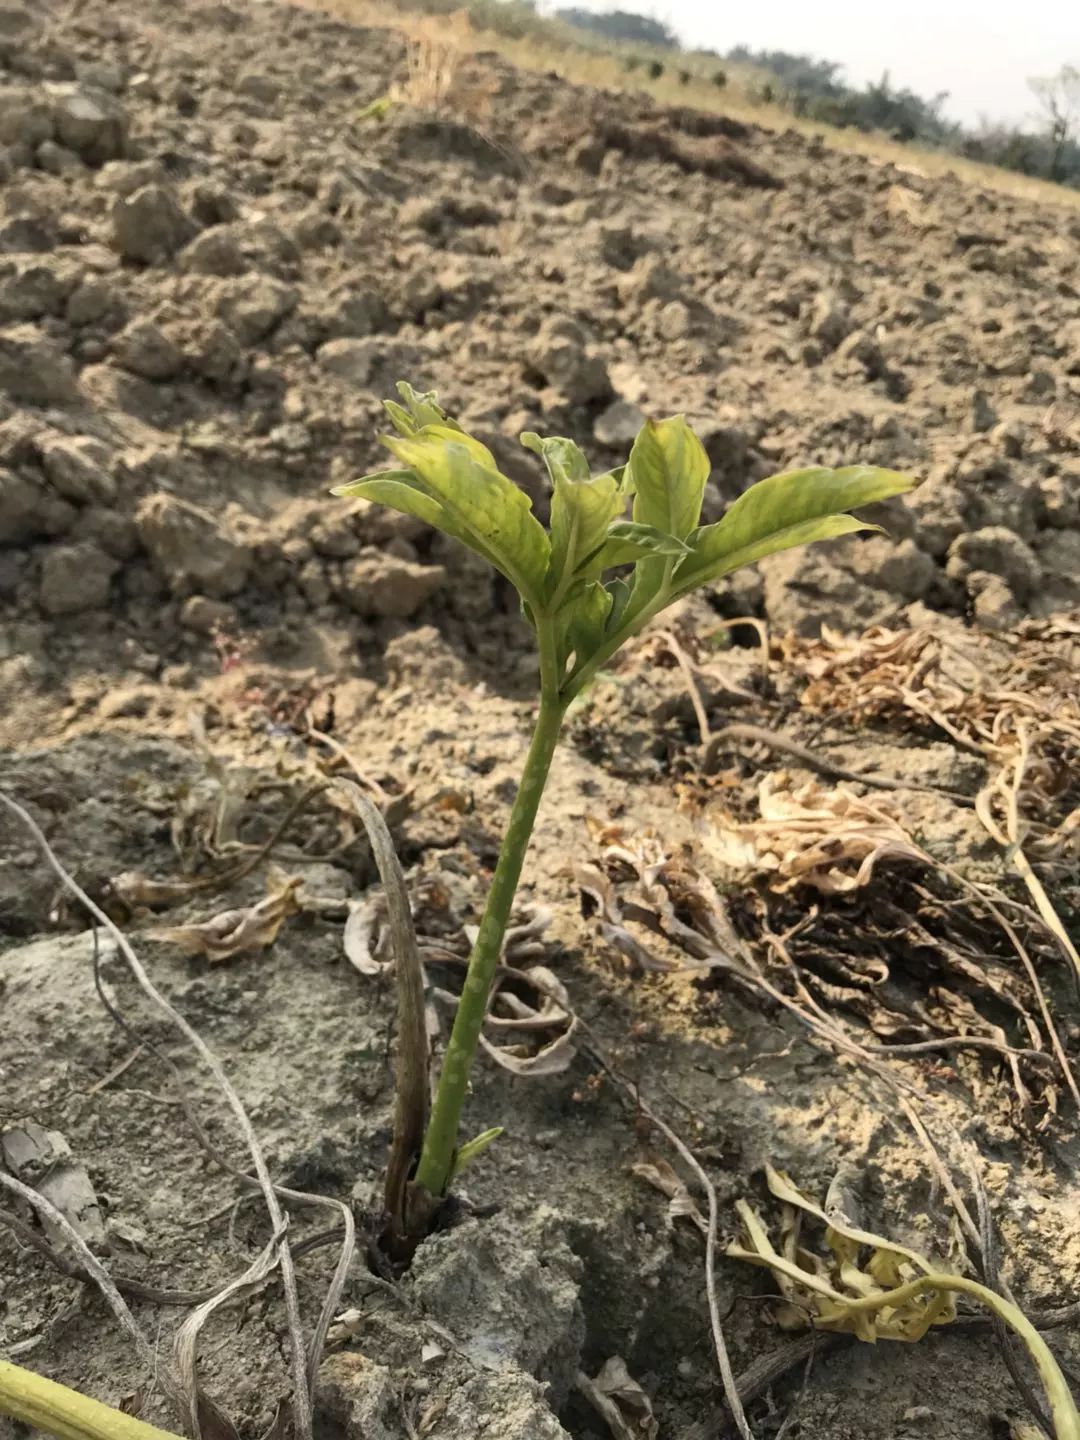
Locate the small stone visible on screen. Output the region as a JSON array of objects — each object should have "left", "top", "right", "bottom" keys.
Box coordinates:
[
  {"left": 179, "top": 595, "right": 236, "bottom": 633},
  {"left": 135, "top": 493, "right": 252, "bottom": 597},
  {"left": 1039, "top": 474, "right": 1079, "bottom": 528},
  {"left": 947, "top": 526, "right": 1041, "bottom": 602},
  {"left": 657, "top": 300, "right": 693, "bottom": 340},
  {"left": 1018, "top": 367, "right": 1056, "bottom": 403},
  {"left": 968, "top": 571, "right": 1020, "bottom": 632},
  {"left": 39, "top": 541, "right": 118, "bottom": 615},
  {"left": 618, "top": 254, "right": 682, "bottom": 303},
  {"left": 66, "top": 277, "right": 125, "bottom": 329},
  {"left": 77, "top": 61, "right": 126, "bottom": 95},
  {"left": 39, "top": 434, "right": 115, "bottom": 504},
  {"left": 0, "top": 90, "right": 54, "bottom": 147},
  {"left": 0, "top": 467, "right": 45, "bottom": 544},
  {"left": 215, "top": 275, "right": 297, "bottom": 345},
  {"left": 113, "top": 319, "right": 183, "bottom": 380},
  {"left": 179, "top": 225, "right": 246, "bottom": 277},
  {"left": 36, "top": 140, "right": 84, "bottom": 175},
  {"left": 187, "top": 320, "right": 245, "bottom": 385},
  {"left": 0, "top": 325, "right": 80, "bottom": 406},
  {"left": 49, "top": 83, "right": 128, "bottom": 165},
  {"left": 317, "top": 337, "right": 377, "bottom": 386},
  {"left": 593, "top": 399, "right": 645, "bottom": 449},
  {"left": 808, "top": 292, "right": 853, "bottom": 350},
  {"left": 97, "top": 158, "right": 166, "bottom": 197},
  {"left": 836, "top": 328, "right": 886, "bottom": 378},
  {"left": 339, "top": 551, "right": 446, "bottom": 618},
  {"left": 0, "top": 256, "right": 82, "bottom": 322},
  {"left": 112, "top": 185, "right": 195, "bottom": 263},
  {"left": 969, "top": 389, "right": 997, "bottom": 432},
  {"left": 991, "top": 420, "right": 1026, "bottom": 458},
  {"left": 529, "top": 318, "right": 612, "bottom": 402}
]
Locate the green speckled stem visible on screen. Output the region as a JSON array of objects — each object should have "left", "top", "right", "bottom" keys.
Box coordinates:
[{"left": 414, "top": 689, "right": 566, "bottom": 1197}]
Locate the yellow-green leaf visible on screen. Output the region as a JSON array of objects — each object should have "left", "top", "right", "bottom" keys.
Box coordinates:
[
  {"left": 381, "top": 430, "right": 551, "bottom": 606},
  {"left": 627, "top": 415, "right": 710, "bottom": 541},
  {"left": 675, "top": 464, "right": 915, "bottom": 593}
]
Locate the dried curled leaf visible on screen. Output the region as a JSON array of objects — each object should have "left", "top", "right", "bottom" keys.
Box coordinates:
[
  {"left": 577, "top": 1357, "right": 658, "bottom": 1440},
  {"left": 632, "top": 1158, "right": 707, "bottom": 1235},
  {"left": 148, "top": 873, "right": 302, "bottom": 961},
  {"left": 701, "top": 773, "right": 927, "bottom": 894}
]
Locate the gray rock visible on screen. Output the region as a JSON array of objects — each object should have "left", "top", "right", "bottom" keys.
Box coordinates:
[
  {"left": 339, "top": 551, "right": 446, "bottom": 618},
  {"left": 905, "top": 477, "right": 966, "bottom": 559},
  {"left": 77, "top": 61, "right": 126, "bottom": 95},
  {"left": 36, "top": 140, "right": 84, "bottom": 175},
  {"left": 529, "top": 318, "right": 611, "bottom": 403},
  {"left": 112, "top": 184, "right": 195, "bottom": 263},
  {"left": 0, "top": 256, "right": 83, "bottom": 321},
  {"left": 808, "top": 292, "right": 853, "bottom": 350},
  {"left": 0, "top": 467, "right": 45, "bottom": 543},
  {"left": 0, "top": 325, "right": 80, "bottom": 405},
  {"left": 96, "top": 158, "right": 166, "bottom": 197},
  {"left": 317, "top": 337, "right": 379, "bottom": 386},
  {"left": 113, "top": 319, "right": 183, "bottom": 380},
  {"left": 215, "top": 275, "right": 297, "bottom": 345},
  {"left": 39, "top": 434, "right": 115, "bottom": 504},
  {"left": 618, "top": 254, "right": 683, "bottom": 303},
  {"left": 970, "top": 389, "right": 998, "bottom": 433},
  {"left": 179, "top": 225, "right": 246, "bottom": 277},
  {"left": 0, "top": 89, "right": 54, "bottom": 147},
  {"left": 409, "top": 1208, "right": 584, "bottom": 1408},
  {"left": 967, "top": 571, "right": 1020, "bottom": 632},
  {"left": 316, "top": 1356, "right": 399, "bottom": 1440},
  {"left": 179, "top": 594, "right": 237, "bottom": 633},
  {"left": 135, "top": 493, "right": 252, "bottom": 597},
  {"left": 66, "top": 276, "right": 125, "bottom": 329},
  {"left": 946, "top": 525, "right": 1041, "bottom": 602},
  {"left": 836, "top": 328, "right": 886, "bottom": 378},
  {"left": 39, "top": 540, "right": 118, "bottom": 615},
  {"left": 48, "top": 83, "right": 128, "bottom": 165},
  {"left": 851, "top": 535, "right": 938, "bottom": 600},
  {"left": 1039, "top": 474, "right": 1079, "bottom": 528},
  {"left": 593, "top": 399, "right": 645, "bottom": 449}
]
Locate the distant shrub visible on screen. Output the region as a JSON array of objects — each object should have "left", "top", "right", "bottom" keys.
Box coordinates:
[{"left": 555, "top": 6, "right": 678, "bottom": 48}]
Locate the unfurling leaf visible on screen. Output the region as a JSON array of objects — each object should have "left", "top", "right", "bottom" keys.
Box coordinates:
[
  {"left": 335, "top": 427, "right": 551, "bottom": 609},
  {"left": 674, "top": 464, "right": 914, "bottom": 595},
  {"left": 556, "top": 581, "right": 613, "bottom": 670},
  {"left": 626, "top": 415, "right": 710, "bottom": 540},
  {"left": 526, "top": 433, "right": 624, "bottom": 601},
  {"left": 450, "top": 1126, "right": 504, "bottom": 1179},
  {"left": 590, "top": 519, "right": 692, "bottom": 570}
]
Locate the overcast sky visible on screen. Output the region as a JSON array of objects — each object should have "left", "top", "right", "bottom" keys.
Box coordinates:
[{"left": 557, "top": 0, "right": 1080, "bottom": 126}]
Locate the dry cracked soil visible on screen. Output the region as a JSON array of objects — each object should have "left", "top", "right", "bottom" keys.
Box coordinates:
[{"left": 2, "top": 1, "right": 1080, "bottom": 1438}]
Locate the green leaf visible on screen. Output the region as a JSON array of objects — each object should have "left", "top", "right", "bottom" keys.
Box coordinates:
[
  {"left": 675, "top": 464, "right": 915, "bottom": 593},
  {"left": 520, "top": 432, "right": 590, "bottom": 485},
  {"left": 450, "top": 1126, "right": 504, "bottom": 1179},
  {"left": 604, "top": 575, "right": 632, "bottom": 635},
  {"left": 385, "top": 382, "right": 463, "bottom": 436},
  {"left": 627, "top": 415, "right": 710, "bottom": 541},
  {"left": 339, "top": 430, "right": 551, "bottom": 607},
  {"left": 563, "top": 581, "right": 613, "bottom": 664},
  {"left": 592, "top": 520, "right": 692, "bottom": 569}
]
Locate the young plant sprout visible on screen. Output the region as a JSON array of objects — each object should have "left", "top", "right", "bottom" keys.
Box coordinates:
[{"left": 334, "top": 383, "right": 915, "bottom": 1216}]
